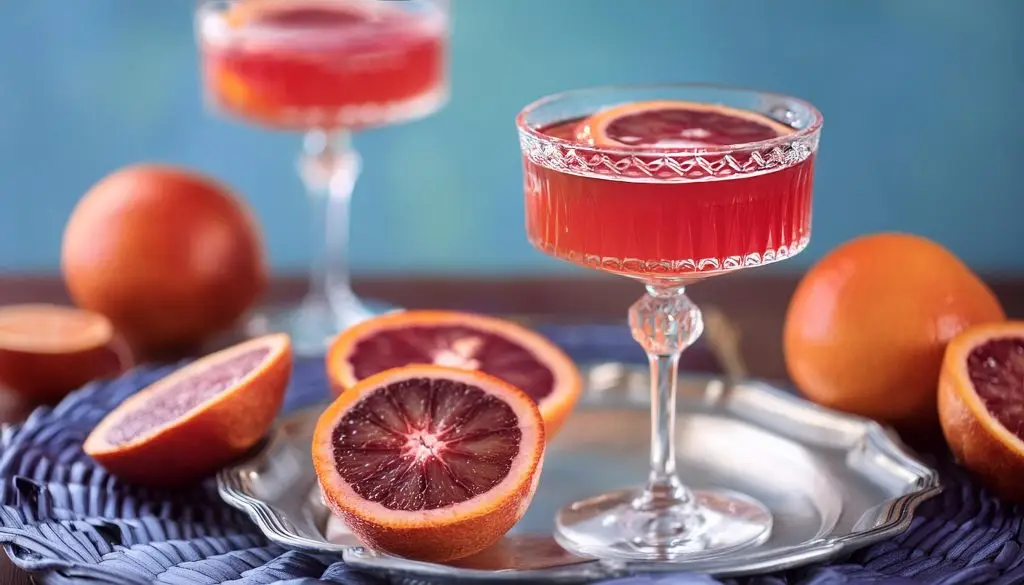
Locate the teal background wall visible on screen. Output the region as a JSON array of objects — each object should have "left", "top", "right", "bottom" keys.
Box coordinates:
[{"left": 0, "top": 0, "right": 1022, "bottom": 276}]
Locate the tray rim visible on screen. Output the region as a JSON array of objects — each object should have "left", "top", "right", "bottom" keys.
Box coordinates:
[{"left": 217, "top": 367, "right": 942, "bottom": 580}]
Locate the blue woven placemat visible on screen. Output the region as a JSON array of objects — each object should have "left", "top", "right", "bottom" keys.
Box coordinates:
[{"left": 0, "top": 326, "right": 1023, "bottom": 585}]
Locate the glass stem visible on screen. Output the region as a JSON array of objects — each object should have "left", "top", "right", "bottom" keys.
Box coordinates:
[
  {"left": 298, "top": 129, "right": 362, "bottom": 312},
  {"left": 648, "top": 352, "right": 684, "bottom": 494},
  {"left": 629, "top": 284, "right": 705, "bottom": 509}
]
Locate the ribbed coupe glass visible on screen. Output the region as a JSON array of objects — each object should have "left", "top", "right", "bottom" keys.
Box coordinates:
[
  {"left": 195, "top": 0, "right": 450, "bottom": 354},
  {"left": 516, "top": 84, "right": 823, "bottom": 561}
]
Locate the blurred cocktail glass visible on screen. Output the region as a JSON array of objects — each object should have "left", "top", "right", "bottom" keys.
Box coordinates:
[
  {"left": 195, "top": 0, "right": 449, "bottom": 354},
  {"left": 516, "top": 84, "right": 822, "bottom": 561}
]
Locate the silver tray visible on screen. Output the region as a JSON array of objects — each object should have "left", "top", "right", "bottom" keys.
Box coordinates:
[{"left": 218, "top": 363, "right": 941, "bottom": 583}]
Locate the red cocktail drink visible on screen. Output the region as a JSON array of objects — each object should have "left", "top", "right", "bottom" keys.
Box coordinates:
[
  {"left": 523, "top": 103, "right": 815, "bottom": 279},
  {"left": 194, "top": 0, "right": 449, "bottom": 354},
  {"left": 517, "top": 85, "right": 823, "bottom": 562},
  {"left": 199, "top": 0, "right": 447, "bottom": 130}
]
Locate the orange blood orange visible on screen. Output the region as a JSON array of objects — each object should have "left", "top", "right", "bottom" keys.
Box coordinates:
[
  {"left": 62, "top": 164, "right": 267, "bottom": 357},
  {"left": 326, "top": 310, "right": 581, "bottom": 439},
  {"left": 784, "top": 233, "right": 1005, "bottom": 436},
  {"left": 0, "top": 304, "right": 130, "bottom": 403},
  {"left": 312, "top": 364, "right": 545, "bottom": 563},
  {"left": 939, "top": 321, "right": 1024, "bottom": 504},
  {"left": 84, "top": 333, "right": 292, "bottom": 486}
]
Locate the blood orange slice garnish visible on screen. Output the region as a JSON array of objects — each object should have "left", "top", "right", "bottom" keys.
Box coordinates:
[
  {"left": 0, "top": 304, "right": 130, "bottom": 403},
  {"left": 312, "top": 364, "right": 545, "bottom": 563},
  {"left": 326, "top": 310, "right": 582, "bottom": 439},
  {"left": 575, "top": 100, "right": 796, "bottom": 148},
  {"left": 84, "top": 333, "right": 292, "bottom": 486},
  {"left": 225, "top": 0, "right": 399, "bottom": 30},
  {"left": 939, "top": 321, "right": 1024, "bottom": 504}
]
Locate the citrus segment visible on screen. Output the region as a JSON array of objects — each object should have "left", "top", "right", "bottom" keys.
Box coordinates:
[
  {"left": 576, "top": 100, "right": 795, "bottom": 148},
  {"left": 0, "top": 304, "right": 130, "bottom": 403},
  {"left": 84, "top": 334, "right": 292, "bottom": 486},
  {"left": 313, "top": 365, "right": 544, "bottom": 563},
  {"left": 939, "top": 321, "right": 1024, "bottom": 504},
  {"left": 326, "top": 311, "right": 581, "bottom": 439}
]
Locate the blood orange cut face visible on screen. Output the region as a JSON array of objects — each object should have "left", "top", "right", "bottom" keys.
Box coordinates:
[
  {"left": 0, "top": 304, "right": 129, "bottom": 402},
  {"left": 939, "top": 321, "right": 1024, "bottom": 505},
  {"left": 104, "top": 346, "right": 271, "bottom": 446},
  {"left": 346, "top": 325, "right": 556, "bottom": 403},
  {"left": 965, "top": 338, "right": 1024, "bottom": 440},
  {"left": 575, "top": 100, "right": 796, "bottom": 149},
  {"left": 84, "top": 334, "right": 292, "bottom": 486},
  {"left": 313, "top": 365, "right": 544, "bottom": 563},
  {"left": 334, "top": 376, "right": 522, "bottom": 511},
  {"left": 0, "top": 304, "right": 113, "bottom": 353},
  {"left": 326, "top": 311, "right": 582, "bottom": 440}
]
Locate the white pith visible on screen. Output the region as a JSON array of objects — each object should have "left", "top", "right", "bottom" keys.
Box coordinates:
[
  {"left": 408, "top": 430, "right": 444, "bottom": 462},
  {"left": 430, "top": 335, "right": 484, "bottom": 370}
]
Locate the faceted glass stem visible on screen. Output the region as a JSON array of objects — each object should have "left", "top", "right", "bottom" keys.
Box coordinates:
[
  {"left": 629, "top": 285, "right": 702, "bottom": 521},
  {"left": 553, "top": 283, "right": 772, "bottom": 561}
]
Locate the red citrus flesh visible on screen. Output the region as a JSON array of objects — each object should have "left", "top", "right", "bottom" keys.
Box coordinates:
[
  {"left": 939, "top": 322, "right": 1024, "bottom": 504},
  {"left": 103, "top": 346, "right": 271, "bottom": 446},
  {"left": 84, "top": 334, "right": 292, "bottom": 486},
  {"left": 313, "top": 365, "right": 544, "bottom": 562},
  {"left": 0, "top": 304, "right": 130, "bottom": 402},
  {"left": 326, "top": 311, "right": 582, "bottom": 439},
  {"left": 576, "top": 100, "right": 795, "bottom": 148},
  {"left": 965, "top": 338, "right": 1024, "bottom": 438}
]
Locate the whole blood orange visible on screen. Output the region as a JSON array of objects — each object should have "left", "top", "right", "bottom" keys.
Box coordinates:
[
  {"left": 62, "top": 164, "right": 267, "bottom": 357},
  {"left": 784, "top": 233, "right": 1006, "bottom": 434},
  {"left": 312, "top": 364, "right": 545, "bottom": 563},
  {"left": 0, "top": 304, "right": 130, "bottom": 403},
  {"left": 84, "top": 333, "right": 292, "bottom": 486},
  {"left": 939, "top": 321, "right": 1024, "bottom": 504},
  {"left": 326, "top": 310, "right": 582, "bottom": 439}
]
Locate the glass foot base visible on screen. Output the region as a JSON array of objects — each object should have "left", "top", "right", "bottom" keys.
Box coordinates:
[
  {"left": 554, "top": 487, "right": 772, "bottom": 562},
  {"left": 245, "top": 295, "right": 398, "bottom": 356}
]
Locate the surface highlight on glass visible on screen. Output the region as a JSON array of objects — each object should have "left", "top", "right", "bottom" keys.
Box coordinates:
[
  {"left": 194, "top": 0, "right": 450, "bottom": 355},
  {"left": 515, "top": 84, "right": 823, "bottom": 562}
]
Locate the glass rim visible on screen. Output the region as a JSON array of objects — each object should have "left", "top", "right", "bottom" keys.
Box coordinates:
[
  {"left": 195, "top": 0, "right": 448, "bottom": 44},
  {"left": 515, "top": 82, "right": 824, "bottom": 156}
]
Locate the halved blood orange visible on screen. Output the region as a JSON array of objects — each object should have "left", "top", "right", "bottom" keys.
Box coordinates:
[
  {"left": 326, "top": 311, "right": 582, "bottom": 439},
  {"left": 575, "top": 100, "right": 796, "bottom": 148},
  {"left": 939, "top": 321, "right": 1024, "bottom": 504},
  {"left": 312, "top": 364, "right": 545, "bottom": 563},
  {"left": 0, "top": 304, "right": 130, "bottom": 403},
  {"left": 84, "top": 333, "right": 292, "bottom": 486}
]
